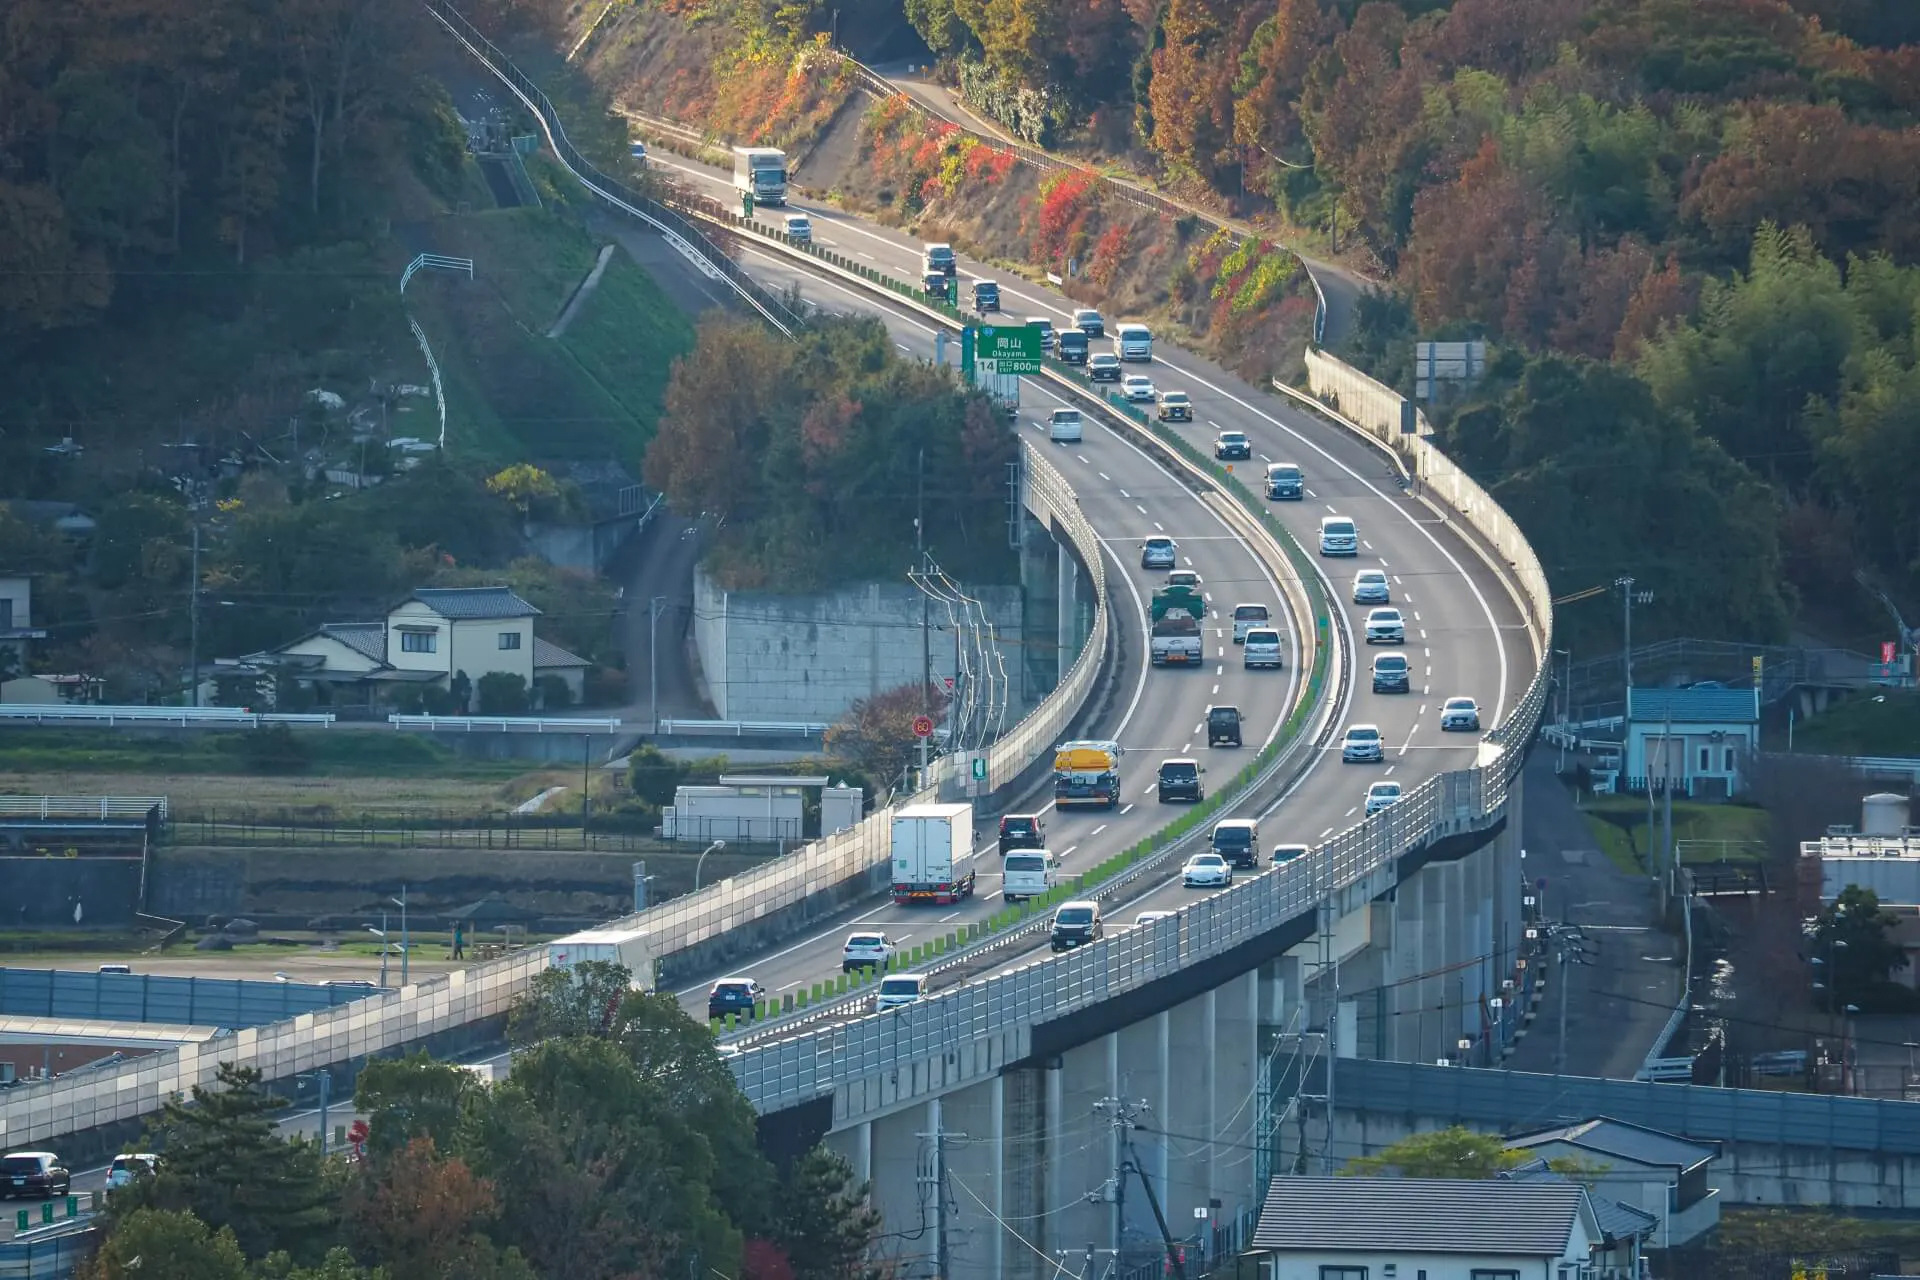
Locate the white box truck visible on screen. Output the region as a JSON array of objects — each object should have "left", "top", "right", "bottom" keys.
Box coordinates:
[
  {"left": 546, "top": 927, "right": 655, "bottom": 990},
  {"left": 732, "top": 146, "right": 789, "bottom": 206},
  {"left": 891, "top": 802, "right": 977, "bottom": 905}
]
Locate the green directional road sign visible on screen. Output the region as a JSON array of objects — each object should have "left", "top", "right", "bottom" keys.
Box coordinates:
[{"left": 971, "top": 323, "right": 1043, "bottom": 375}]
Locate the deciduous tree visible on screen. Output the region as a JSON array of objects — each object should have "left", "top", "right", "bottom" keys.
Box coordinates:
[{"left": 825, "top": 681, "right": 952, "bottom": 792}]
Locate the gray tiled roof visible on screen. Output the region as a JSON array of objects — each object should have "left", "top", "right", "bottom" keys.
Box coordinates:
[
  {"left": 533, "top": 637, "right": 589, "bottom": 669},
  {"left": 408, "top": 586, "right": 541, "bottom": 620},
  {"left": 319, "top": 623, "right": 386, "bottom": 664},
  {"left": 1627, "top": 686, "right": 1759, "bottom": 724},
  {"left": 1508, "top": 1117, "right": 1717, "bottom": 1171},
  {"left": 1250, "top": 1177, "right": 1585, "bottom": 1255},
  {"left": 1504, "top": 1158, "right": 1658, "bottom": 1242}
]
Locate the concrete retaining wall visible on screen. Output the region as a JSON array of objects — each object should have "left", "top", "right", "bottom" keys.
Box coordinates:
[
  {"left": 692, "top": 568, "right": 1026, "bottom": 723},
  {"left": 0, "top": 859, "right": 142, "bottom": 929}
]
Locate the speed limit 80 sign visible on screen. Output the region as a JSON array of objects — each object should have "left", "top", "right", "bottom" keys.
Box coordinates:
[{"left": 911, "top": 715, "right": 935, "bottom": 738}]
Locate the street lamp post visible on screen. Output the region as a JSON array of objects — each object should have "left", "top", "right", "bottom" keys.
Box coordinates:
[
  {"left": 299, "top": 1070, "right": 332, "bottom": 1157},
  {"left": 694, "top": 839, "right": 726, "bottom": 891},
  {"left": 390, "top": 887, "right": 409, "bottom": 986},
  {"left": 369, "top": 914, "right": 389, "bottom": 987}
]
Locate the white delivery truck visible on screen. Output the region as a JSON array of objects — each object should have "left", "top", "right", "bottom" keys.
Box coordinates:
[
  {"left": 545, "top": 927, "right": 656, "bottom": 990},
  {"left": 891, "top": 802, "right": 977, "bottom": 905},
  {"left": 732, "top": 146, "right": 789, "bottom": 206}
]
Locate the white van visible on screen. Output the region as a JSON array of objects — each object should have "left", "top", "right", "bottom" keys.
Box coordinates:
[
  {"left": 1231, "top": 603, "right": 1271, "bottom": 643},
  {"left": 1319, "top": 515, "right": 1358, "bottom": 556},
  {"left": 1049, "top": 408, "right": 1083, "bottom": 443},
  {"left": 1243, "top": 627, "right": 1283, "bottom": 669},
  {"left": 1002, "top": 849, "right": 1059, "bottom": 903},
  {"left": 1114, "top": 323, "right": 1153, "bottom": 362}
]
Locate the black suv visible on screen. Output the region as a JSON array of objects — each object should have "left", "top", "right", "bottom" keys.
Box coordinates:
[
  {"left": 707, "top": 977, "right": 765, "bottom": 1022},
  {"left": 999, "top": 813, "right": 1046, "bottom": 852},
  {"left": 1157, "top": 758, "right": 1203, "bottom": 803},
  {"left": 1207, "top": 705, "right": 1243, "bottom": 747},
  {"left": 1057, "top": 330, "right": 1089, "bottom": 365},
  {"left": 1050, "top": 901, "right": 1104, "bottom": 952},
  {"left": 1, "top": 1152, "right": 71, "bottom": 1200},
  {"left": 972, "top": 280, "right": 1001, "bottom": 314},
  {"left": 1210, "top": 819, "right": 1260, "bottom": 869}
]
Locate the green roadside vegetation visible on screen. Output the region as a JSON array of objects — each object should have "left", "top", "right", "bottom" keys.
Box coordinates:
[
  {"left": 1580, "top": 796, "right": 1774, "bottom": 877},
  {"left": 1789, "top": 690, "right": 1920, "bottom": 758}
]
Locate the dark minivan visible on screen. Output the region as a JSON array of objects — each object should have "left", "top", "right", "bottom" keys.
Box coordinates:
[
  {"left": 1050, "top": 901, "right": 1104, "bottom": 952},
  {"left": 1210, "top": 819, "right": 1260, "bottom": 869},
  {"left": 1157, "top": 758, "right": 1203, "bottom": 803},
  {"left": 999, "top": 813, "right": 1046, "bottom": 852},
  {"left": 972, "top": 280, "right": 1001, "bottom": 314},
  {"left": 1207, "top": 705, "right": 1243, "bottom": 747},
  {"left": 1, "top": 1152, "right": 70, "bottom": 1200},
  {"left": 1056, "top": 329, "right": 1089, "bottom": 364}
]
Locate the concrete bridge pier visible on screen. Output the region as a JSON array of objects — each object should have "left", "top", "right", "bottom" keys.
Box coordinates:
[
  {"left": 825, "top": 1117, "right": 872, "bottom": 1187},
  {"left": 1057, "top": 528, "right": 1088, "bottom": 679},
  {"left": 939, "top": 1075, "right": 1006, "bottom": 1277},
  {"left": 1018, "top": 509, "right": 1061, "bottom": 705},
  {"left": 869, "top": 1102, "right": 932, "bottom": 1275}
]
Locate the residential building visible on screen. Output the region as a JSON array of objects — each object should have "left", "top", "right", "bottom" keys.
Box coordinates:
[
  {"left": 1502, "top": 1157, "right": 1657, "bottom": 1278},
  {"left": 0, "top": 575, "right": 48, "bottom": 673},
  {"left": 1623, "top": 686, "right": 1760, "bottom": 798},
  {"left": 218, "top": 586, "right": 590, "bottom": 711},
  {"left": 1247, "top": 1176, "right": 1612, "bottom": 1279},
  {"left": 1505, "top": 1117, "right": 1720, "bottom": 1248},
  {"left": 1, "top": 500, "right": 96, "bottom": 539}
]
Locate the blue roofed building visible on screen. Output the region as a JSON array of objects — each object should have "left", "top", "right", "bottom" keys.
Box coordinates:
[{"left": 1624, "top": 686, "right": 1761, "bottom": 798}]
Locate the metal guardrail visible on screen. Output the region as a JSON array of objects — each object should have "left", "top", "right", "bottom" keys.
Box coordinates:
[
  {"left": 0, "top": 797, "right": 168, "bottom": 822},
  {"left": 657, "top": 719, "right": 830, "bottom": 737},
  {"left": 387, "top": 714, "right": 623, "bottom": 734},
  {"left": 425, "top": 0, "right": 808, "bottom": 338},
  {"left": 0, "top": 704, "right": 335, "bottom": 727}
]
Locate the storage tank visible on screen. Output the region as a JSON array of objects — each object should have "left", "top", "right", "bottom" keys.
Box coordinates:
[{"left": 1862, "top": 792, "right": 1911, "bottom": 836}]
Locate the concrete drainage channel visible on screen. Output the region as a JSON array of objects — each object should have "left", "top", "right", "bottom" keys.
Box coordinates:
[{"left": 713, "top": 377, "right": 1349, "bottom": 1047}]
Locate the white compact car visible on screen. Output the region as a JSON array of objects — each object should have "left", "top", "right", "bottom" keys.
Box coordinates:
[
  {"left": 1182, "top": 852, "right": 1234, "bottom": 888},
  {"left": 1049, "top": 407, "right": 1084, "bottom": 443},
  {"left": 1134, "top": 910, "right": 1176, "bottom": 927},
  {"left": 1352, "top": 569, "right": 1391, "bottom": 605},
  {"left": 1440, "top": 696, "right": 1482, "bottom": 732},
  {"left": 842, "top": 931, "right": 896, "bottom": 972},
  {"left": 782, "top": 213, "right": 813, "bottom": 243},
  {"left": 1365, "top": 608, "right": 1405, "bottom": 645},
  {"left": 874, "top": 974, "right": 928, "bottom": 1011},
  {"left": 1341, "top": 724, "right": 1385, "bottom": 763},
  {"left": 1231, "top": 603, "right": 1270, "bottom": 642},
  {"left": 1122, "top": 374, "right": 1157, "bottom": 403},
  {"left": 1365, "top": 781, "right": 1403, "bottom": 815}
]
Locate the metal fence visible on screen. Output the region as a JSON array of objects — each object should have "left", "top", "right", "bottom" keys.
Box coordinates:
[
  {"left": 172, "top": 809, "right": 656, "bottom": 850},
  {"left": 1322, "top": 1057, "right": 1920, "bottom": 1155},
  {"left": 0, "top": 798, "right": 168, "bottom": 823},
  {"left": 0, "top": 969, "right": 381, "bottom": 1027},
  {"left": 425, "top": 0, "right": 808, "bottom": 338},
  {"left": 0, "top": 705, "right": 333, "bottom": 728}
]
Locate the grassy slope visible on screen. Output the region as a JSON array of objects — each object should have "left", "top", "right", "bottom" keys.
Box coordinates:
[
  {"left": 1581, "top": 796, "right": 1774, "bottom": 876},
  {"left": 1790, "top": 690, "right": 1920, "bottom": 758}
]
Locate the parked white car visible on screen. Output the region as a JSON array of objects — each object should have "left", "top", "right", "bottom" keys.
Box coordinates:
[
  {"left": 1365, "top": 781, "right": 1403, "bottom": 815},
  {"left": 842, "top": 931, "right": 895, "bottom": 972},
  {"left": 1182, "top": 852, "right": 1233, "bottom": 888},
  {"left": 1341, "top": 724, "right": 1385, "bottom": 763},
  {"left": 874, "top": 974, "right": 928, "bottom": 1010}
]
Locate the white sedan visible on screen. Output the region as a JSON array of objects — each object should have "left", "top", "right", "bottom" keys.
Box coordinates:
[
  {"left": 1352, "top": 570, "right": 1391, "bottom": 605},
  {"left": 1134, "top": 910, "right": 1176, "bottom": 927},
  {"left": 1182, "top": 852, "right": 1234, "bottom": 888},
  {"left": 1365, "top": 781, "right": 1403, "bottom": 815},
  {"left": 1122, "top": 374, "right": 1157, "bottom": 403},
  {"left": 1440, "top": 696, "right": 1482, "bottom": 732}
]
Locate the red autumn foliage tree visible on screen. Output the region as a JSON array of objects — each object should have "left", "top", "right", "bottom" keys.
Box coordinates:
[{"left": 345, "top": 1136, "right": 506, "bottom": 1278}]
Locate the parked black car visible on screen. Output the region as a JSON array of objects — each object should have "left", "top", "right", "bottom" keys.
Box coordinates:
[{"left": 1, "top": 1152, "right": 71, "bottom": 1201}]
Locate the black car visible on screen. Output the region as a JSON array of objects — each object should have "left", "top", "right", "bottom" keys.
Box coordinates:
[
  {"left": 1, "top": 1152, "right": 71, "bottom": 1200},
  {"left": 1372, "top": 653, "right": 1411, "bottom": 694},
  {"left": 972, "top": 280, "right": 1001, "bottom": 314},
  {"left": 923, "top": 272, "right": 951, "bottom": 302},
  {"left": 1056, "top": 330, "right": 1089, "bottom": 365},
  {"left": 999, "top": 813, "right": 1046, "bottom": 852},
  {"left": 1156, "top": 758, "right": 1203, "bottom": 803},
  {"left": 1073, "top": 308, "right": 1105, "bottom": 338},
  {"left": 1089, "top": 353, "right": 1123, "bottom": 383},
  {"left": 707, "top": 977, "right": 765, "bottom": 1022},
  {"left": 1049, "top": 901, "right": 1104, "bottom": 952},
  {"left": 1207, "top": 705, "right": 1242, "bottom": 748},
  {"left": 1214, "top": 431, "right": 1252, "bottom": 461}
]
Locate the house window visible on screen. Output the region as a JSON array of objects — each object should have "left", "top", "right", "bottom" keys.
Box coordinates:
[
  {"left": 400, "top": 630, "right": 437, "bottom": 654},
  {"left": 1725, "top": 747, "right": 1736, "bottom": 772},
  {"left": 1470, "top": 1271, "right": 1520, "bottom": 1280},
  {"left": 0, "top": 599, "right": 11, "bottom": 630},
  {"left": 1319, "top": 1269, "right": 1368, "bottom": 1280},
  {"left": 1698, "top": 746, "right": 1710, "bottom": 772},
  {"left": 498, "top": 631, "right": 521, "bottom": 650}
]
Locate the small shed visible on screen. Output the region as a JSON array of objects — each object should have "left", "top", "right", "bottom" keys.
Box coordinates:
[{"left": 1624, "top": 686, "right": 1761, "bottom": 798}]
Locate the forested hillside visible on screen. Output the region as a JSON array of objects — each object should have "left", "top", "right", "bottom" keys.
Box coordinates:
[{"left": 581, "top": 0, "right": 1920, "bottom": 644}]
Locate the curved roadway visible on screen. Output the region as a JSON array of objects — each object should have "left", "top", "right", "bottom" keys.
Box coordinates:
[{"left": 625, "top": 158, "right": 1539, "bottom": 1025}]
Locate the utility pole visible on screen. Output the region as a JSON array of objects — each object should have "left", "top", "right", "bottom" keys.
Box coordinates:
[
  {"left": 916, "top": 1119, "right": 963, "bottom": 1279},
  {"left": 648, "top": 595, "right": 667, "bottom": 732},
  {"left": 188, "top": 521, "right": 201, "bottom": 707},
  {"left": 1662, "top": 705, "right": 1676, "bottom": 902},
  {"left": 1542, "top": 923, "right": 1591, "bottom": 1077},
  {"left": 1094, "top": 1096, "right": 1186, "bottom": 1280},
  {"left": 918, "top": 447, "right": 931, "bottom": 709}
]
